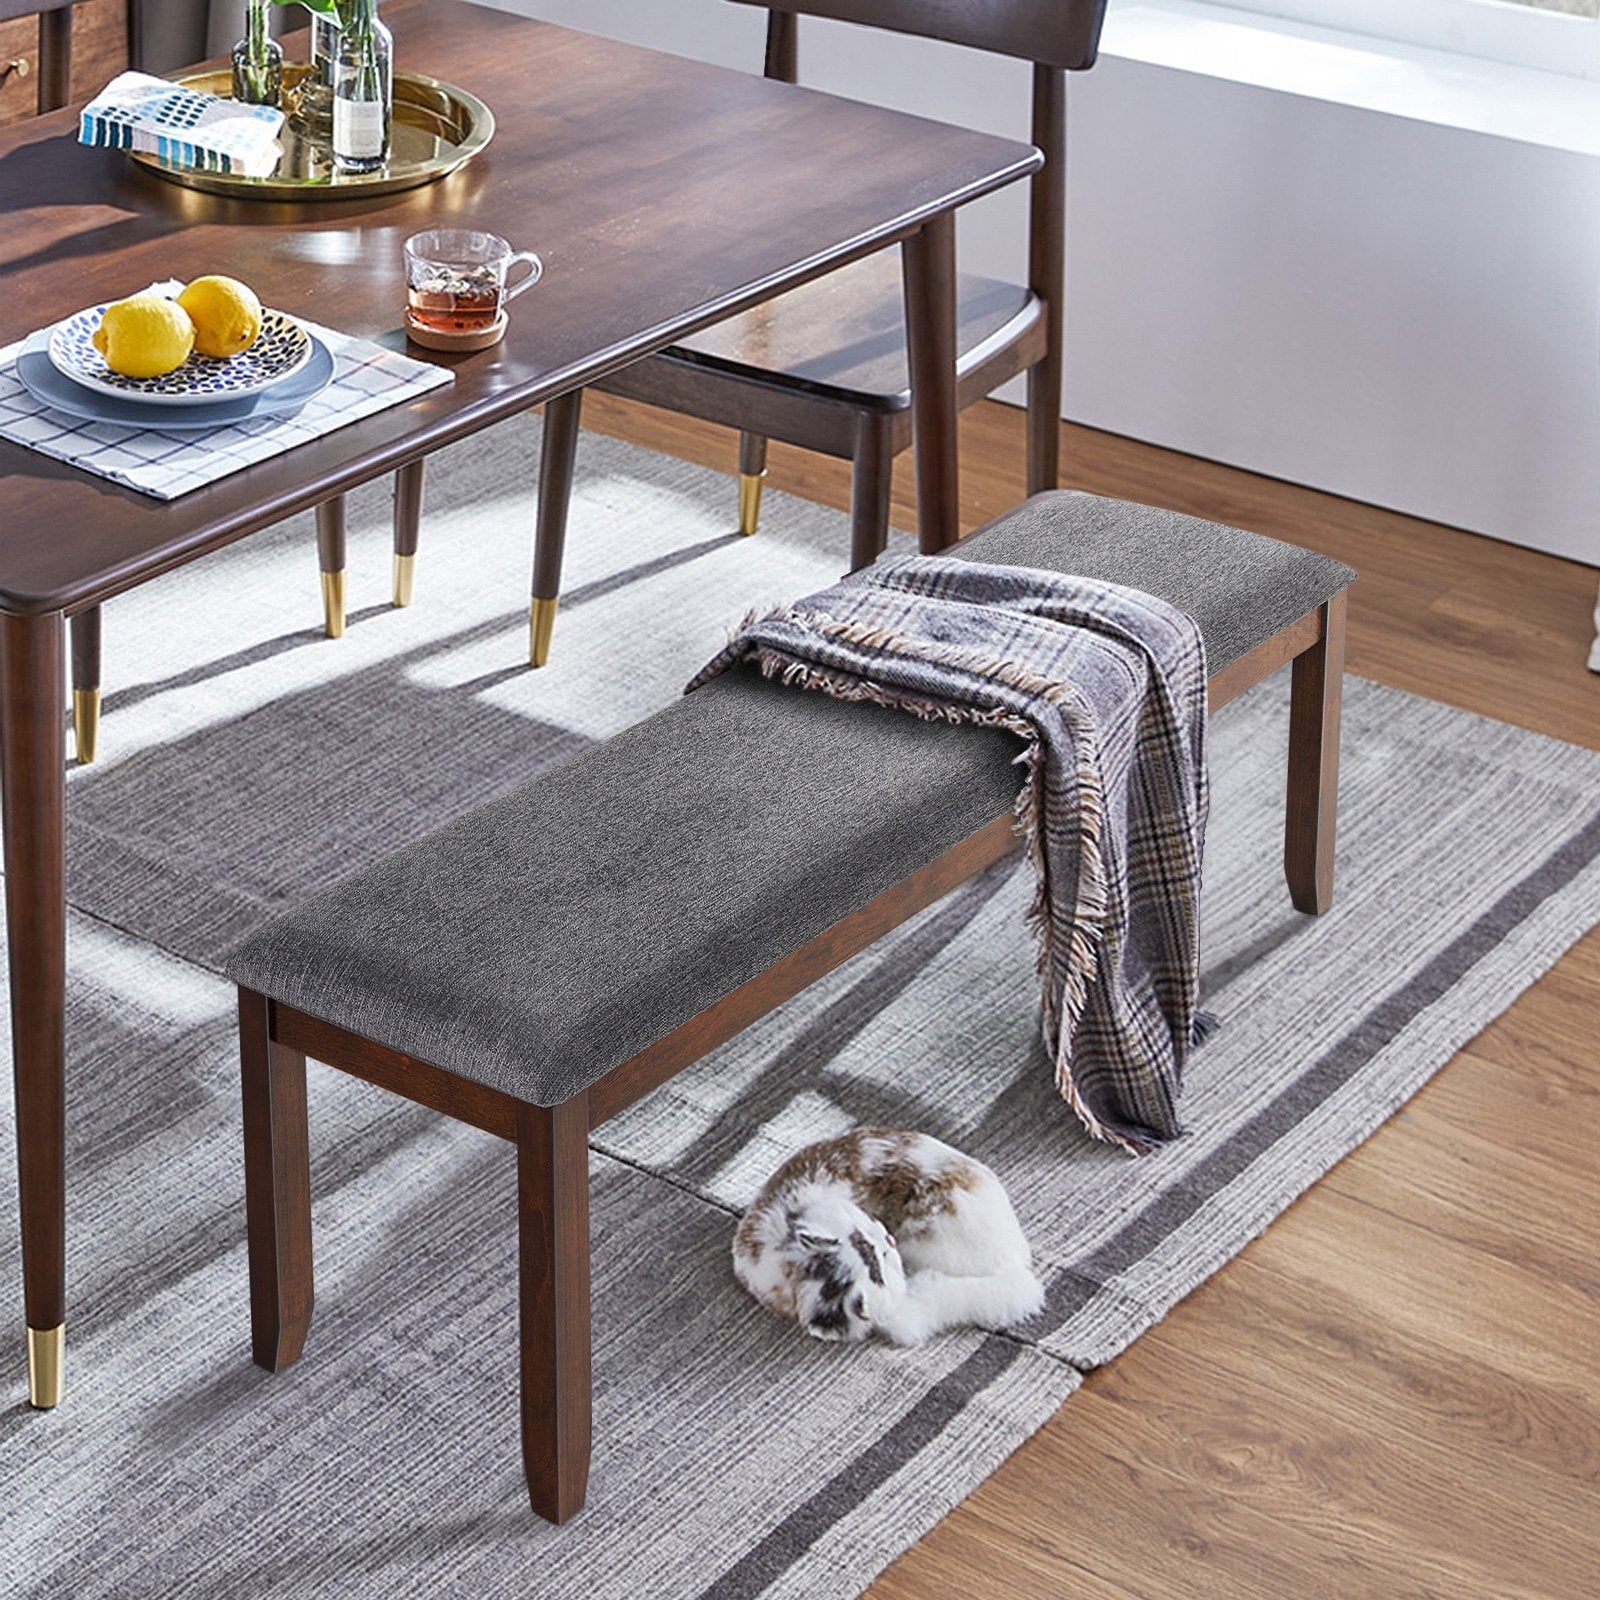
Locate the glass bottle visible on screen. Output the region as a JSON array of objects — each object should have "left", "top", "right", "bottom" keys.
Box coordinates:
[
  {"left": 231, "top": 0, "right": 284, "bottom": 108},
  {"left": 331, "top": 0, "right": 392, "bottom": 174},
  {"left": 295, "top": 10, "right": 340, "bottom": 144}
]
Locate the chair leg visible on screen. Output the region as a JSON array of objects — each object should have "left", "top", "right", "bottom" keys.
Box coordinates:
[
  {"left": 1025, "top": 346, "right": 1062, "bottom": 497},
  {"left": 315, "top": 497, "right": 347, "bottom": 639},
  {"left": 848, "top": 414, "right": 894, "bottom": 573},
  {"left": 69, "top": 608, "right": 101, "bottom": 765},
  {"left": 517, "top": 1094, "right": 592, "bottom": 1524},
  {"left": 392, "top": 461, "right": 425, "bottom": 607},
  {"left": 1284, "top": 590, "right": 1347, "bottom": 914},
  {"left": 738, "top": 431, "right": 767, "bottom": 536},
  {"left": 531, "top": 390, "right": 584, "bottom": 668},
  {"left": 239, "top": 988, "right": 314, "bottom": 1372}
]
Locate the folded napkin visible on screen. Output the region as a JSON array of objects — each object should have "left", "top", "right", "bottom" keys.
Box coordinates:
[{"left": 80, "top": 72, "right": 284, "bottom": 179}]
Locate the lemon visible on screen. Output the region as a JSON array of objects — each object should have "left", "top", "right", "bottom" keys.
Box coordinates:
[
  {"left": 91, "top": 295, "right": 196, "bottom": 379},
  {"left": 177, "top": 275, "right": 263, "bottom": 360}
]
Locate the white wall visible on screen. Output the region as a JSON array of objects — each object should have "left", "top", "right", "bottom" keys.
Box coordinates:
[
  {"left": 473, "top": 0, "right": 1600, "bottom": 566},
  {"left": 1069, "top": 13, "right": 1600, "bottom": 568}
]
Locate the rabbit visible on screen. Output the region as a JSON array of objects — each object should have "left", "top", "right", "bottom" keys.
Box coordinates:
[{"left": 732, "top": 1128, "right": 1045, "bottom": 1346}]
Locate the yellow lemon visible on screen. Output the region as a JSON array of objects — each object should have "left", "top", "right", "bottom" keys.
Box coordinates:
[
  {"left": 176, "top": 275, "right": 263, "bottom": 360},
  {"left": 91, "top": 295, "right": 196, "bottom": 379}
]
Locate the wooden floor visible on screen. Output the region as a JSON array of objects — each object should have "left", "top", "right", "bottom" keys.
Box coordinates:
[{"left": 585, "top": 392, "right": 1600, "bottom": 1600}]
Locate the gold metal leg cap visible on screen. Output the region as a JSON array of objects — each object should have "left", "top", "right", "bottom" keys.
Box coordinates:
[
  {"left": 392, "top": 552, "right": 416, "bottom": 609},
  {"left": 73, "top": 687, "right": 101, "bottom": 766},
  {"left": 321, "top": 570, "right": 346, "bottom": 639},
  {"left": 738, "top": 471, "right": 766, "bottom": 536},
  {"left": 529, "top": 596, "right": 558, "bottom": 669},
  {"left": 28, "top": 1324, "right": 63, "bottom": 1409}
]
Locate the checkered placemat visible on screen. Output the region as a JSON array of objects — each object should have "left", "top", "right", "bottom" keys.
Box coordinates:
[{"left": 0, "top": 321, "right": 454, "bottom": 500}]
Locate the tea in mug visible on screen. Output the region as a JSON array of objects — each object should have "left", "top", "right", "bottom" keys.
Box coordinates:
[{"left": 406, "top": 263, "right": 503, "bottom": 333}]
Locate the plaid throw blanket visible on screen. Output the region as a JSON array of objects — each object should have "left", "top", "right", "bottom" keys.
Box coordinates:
[{"left": 688, "top": 555, "right": 1210, "bottom": 1155}]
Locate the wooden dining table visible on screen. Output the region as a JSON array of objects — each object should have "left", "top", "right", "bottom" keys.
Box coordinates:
[{"left": 0, "top": 0, "right": 1040, "bottom": 1406}]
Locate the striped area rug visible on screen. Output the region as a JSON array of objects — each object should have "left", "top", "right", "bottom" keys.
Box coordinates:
[{"left": 2, "top": 421, "right": 1596, "bottom": 1599}]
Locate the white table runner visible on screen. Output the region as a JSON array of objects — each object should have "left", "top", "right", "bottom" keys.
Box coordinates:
[{"left": 0, "top": 321, "right": 453, "bottom": 501}]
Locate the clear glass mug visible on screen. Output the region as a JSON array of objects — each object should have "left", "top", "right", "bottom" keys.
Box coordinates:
[{"left": 404, "top": 229, "right": 543, "bottom": 335}]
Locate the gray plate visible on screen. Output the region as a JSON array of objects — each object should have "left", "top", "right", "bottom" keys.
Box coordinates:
[{"left": 15, "top": 329, "right": 335, "bottom": 432}]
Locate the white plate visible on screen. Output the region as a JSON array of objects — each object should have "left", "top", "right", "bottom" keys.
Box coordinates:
[{"left": 47, "top": 304, "right": 313, "bottom": 407}]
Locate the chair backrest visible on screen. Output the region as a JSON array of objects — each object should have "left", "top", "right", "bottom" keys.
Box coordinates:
[
  {"left": 0, "top": 0, "right": 88, "bottom": 114},
  {"left": 732, "top": 0, "right": 1109, "bottom": 314},
  {"left": 727, "top": 0, "right": 1107, "bottom": 72}
]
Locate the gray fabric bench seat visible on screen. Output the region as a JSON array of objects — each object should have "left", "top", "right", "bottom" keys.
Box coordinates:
[{"left": 225, "top": 491, "right": 1354, "bottom": 1108}]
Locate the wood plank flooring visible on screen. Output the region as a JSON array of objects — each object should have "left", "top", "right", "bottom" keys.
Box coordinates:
[{"left": 581, "top": 392, "right": 1599, "bottom": 1600}]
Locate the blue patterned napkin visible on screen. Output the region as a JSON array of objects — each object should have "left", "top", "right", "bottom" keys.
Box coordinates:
[
  {"left": 80, "top": 72, "right": 284, "bottom": 178},
  {"left": 0, "top": 320, "right": 453, "bottom": 501}
]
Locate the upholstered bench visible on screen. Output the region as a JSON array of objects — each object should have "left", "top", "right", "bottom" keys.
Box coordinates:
[{"left": 225, "top": 489, "right": 1355, "bottom": 1522}]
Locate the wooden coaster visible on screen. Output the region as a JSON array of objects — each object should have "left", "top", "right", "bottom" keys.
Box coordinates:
[{"left": 404, "top": 309, "right": 508, "bottom": 352}]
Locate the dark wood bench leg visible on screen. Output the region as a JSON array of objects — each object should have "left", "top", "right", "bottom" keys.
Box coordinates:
[
  {"left": 1285, "top": 589, "right": 1347, "bottom": 915},
  {"left": 530, "top": 389, "right": 584, "bottom": 668},
  {"left": 315, "top": 496, "right": 347, "bottom": 640},
  {"left": 517, "top": 1093, "right": 591, "bottom": 1523},
  {"left": 239, "top": 988, "right": 314, "bottom": 1372},
  {"left": 392, "top": 461, "right": 425, "bottom": 607}
]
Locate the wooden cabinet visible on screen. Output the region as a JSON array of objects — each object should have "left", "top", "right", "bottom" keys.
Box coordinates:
[{"left": 0, "top": 0, "right": 127, "bottom": 126}]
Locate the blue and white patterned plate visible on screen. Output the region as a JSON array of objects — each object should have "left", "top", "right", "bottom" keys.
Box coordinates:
[
  {"left": 47, "top": 304, "right": 313, "bottom": 407},
  {"left": 17, "top": 328, "right": 335, "bottom": 432}
]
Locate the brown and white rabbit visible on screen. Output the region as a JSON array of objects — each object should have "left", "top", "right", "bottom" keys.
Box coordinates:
[{"left": 732, "top": 1128, "right": 1045, "bottom": 1346}]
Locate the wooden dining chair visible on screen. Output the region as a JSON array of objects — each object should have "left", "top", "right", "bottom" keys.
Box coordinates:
[{"left": 517, "top": 0, "right": 1109, "bottom": 666}]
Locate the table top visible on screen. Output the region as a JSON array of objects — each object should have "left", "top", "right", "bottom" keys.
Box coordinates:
[{"left": 0, "top": 0, "right": 1038, "bottom": 617}]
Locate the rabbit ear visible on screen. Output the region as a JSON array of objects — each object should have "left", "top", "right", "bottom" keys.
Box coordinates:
[{"left": 797, "top": 1230, "right": 838, "bottom": 1251}]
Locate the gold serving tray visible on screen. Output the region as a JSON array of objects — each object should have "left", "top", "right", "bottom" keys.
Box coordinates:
[{"left": 133, "top": 67, "right": 494, "bottom": 201}]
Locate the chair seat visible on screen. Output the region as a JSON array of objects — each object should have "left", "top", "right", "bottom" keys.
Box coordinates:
[
  {"left": 225, "top": 492, "right": 1354, "bottom": 1109},
  {"left": 666, "top": 246, "right": 1039, "bottom": 410}
]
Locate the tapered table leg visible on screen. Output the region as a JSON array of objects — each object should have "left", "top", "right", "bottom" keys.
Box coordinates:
[
  {"left": 737, "top": 430, "right": 767, "bottom": 536},
  {"left": 392, "top": 461, "right": 425, "bottom": 607},
  {"left": 316, "top": 497, "right": 347, "bottom": 640},
  {"left": 0, "top": 610, "right": 67, "bottom": 1407},
  {"left": 530, "top": 389, "right": 584, "bottom": 668},
  {"left": 902, "top": 210, "right": 960, "bottom": 554},
  {"left": 69, "top": 607, "right": 102, "bottom": 765}
]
